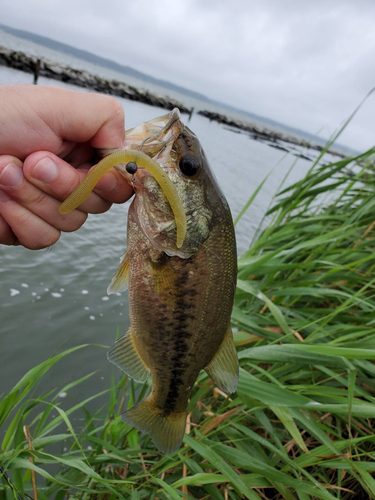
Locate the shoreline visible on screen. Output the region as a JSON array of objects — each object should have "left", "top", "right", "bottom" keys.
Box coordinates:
[
  {"left": 0, "top": 45, "right": 191, "bottom": 113},
  {"left": 0, "top": 45, "right": 345, "bottom": 158},
  {"left": 197, "top": 110, "right": 345, "bottom": 158}
]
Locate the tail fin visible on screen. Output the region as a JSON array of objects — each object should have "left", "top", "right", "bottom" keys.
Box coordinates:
[{"left": 122, "top": 399, "right": 187, "bottom": 454}]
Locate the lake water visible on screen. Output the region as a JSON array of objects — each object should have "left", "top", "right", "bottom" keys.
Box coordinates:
[{"left": 0, "top": 62, "right": 337, "bottom": 406}]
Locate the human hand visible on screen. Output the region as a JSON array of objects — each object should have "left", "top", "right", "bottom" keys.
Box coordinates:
[{"left": 0, "top": 85, "right": 133, "bottom": 249}]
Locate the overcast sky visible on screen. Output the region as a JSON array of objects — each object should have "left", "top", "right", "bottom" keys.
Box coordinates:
[{"left": 2, "top": 0, "right": 375, "bottom": 150}]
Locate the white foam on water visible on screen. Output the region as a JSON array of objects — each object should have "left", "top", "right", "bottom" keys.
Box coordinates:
[
  {"left": 31, "top": 292, "right": 37, "bottom": 296},
  {"left": 10, "top": 289, "right": 20, "bottom": 297},
  {"left": 82, "top": 290, "right": 89, "bottom": 295},
  {"left": 44, "top": 288, "right": 49, "bottom": 292},
  {"left": 89, "top": 315, "right": 95, "bottom": 320},
  {"left": 84, "top": 306, "right": 90, "bottom": 310},
  {"left": 21, "top": 283, "right": 29, "bottom": 288},
  {"left": 58, "top": 392, "right": 67, "bottom": 398},
  {"left": 101, "top": 296, "right": 109, "bottom": 301},
  {"left": 51, "top": 292, "right": 62, "bottom": 298},
  {"left": 60, "top": 288, "right": 65, "bottom": 292}
]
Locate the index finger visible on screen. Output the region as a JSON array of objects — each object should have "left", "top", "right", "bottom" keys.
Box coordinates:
[
  {"left": 0, "top": 85, "right": 126, "bottom": 158},
  {"left": 46, "top": 88, "right": 126, "bottom": 150}
]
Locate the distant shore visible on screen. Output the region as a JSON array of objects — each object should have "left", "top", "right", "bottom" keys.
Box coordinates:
[
  {"left": 0, "top": 45, "right": 191, "bottom": 112},
  {"left": 0, "top": 45, "right": 345, "bottom": 158}
]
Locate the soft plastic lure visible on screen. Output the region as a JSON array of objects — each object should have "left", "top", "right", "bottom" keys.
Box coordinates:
[{"left": 59, "top": 150, "right": 187, "bottom": 248}]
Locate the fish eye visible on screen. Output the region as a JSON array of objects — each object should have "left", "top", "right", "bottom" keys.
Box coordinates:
[{"left": 179, "top": 155, "right": 200, "bottom": 177}]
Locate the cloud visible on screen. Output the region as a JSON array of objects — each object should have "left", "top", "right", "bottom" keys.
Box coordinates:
[{"left": 1, "top": 0, "right": 374, "bottom": 150}]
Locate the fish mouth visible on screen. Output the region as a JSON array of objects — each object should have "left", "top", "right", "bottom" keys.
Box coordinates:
[
  {"left": 97, "top": 108, "right": 184, "bottom": 185},
  {"left": 125, "top": 108, "right": 183, "bottom": 165},
  {"left": 126, "top": 107, "right": 182, "bottom": 149},
  {"left": 95, "top": 108, "right": 183, "bottom": 164}
]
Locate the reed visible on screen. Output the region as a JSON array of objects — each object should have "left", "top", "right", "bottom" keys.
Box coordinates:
[{"left": 1, "top": 145, "right": 375, "bottom": 499}]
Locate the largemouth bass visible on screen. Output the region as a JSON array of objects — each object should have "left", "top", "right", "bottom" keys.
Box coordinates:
[{"left": 60, "top": 109, "right": 238, "bottom": 453}]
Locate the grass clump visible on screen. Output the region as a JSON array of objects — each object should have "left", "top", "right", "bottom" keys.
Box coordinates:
[{"left": 2, "top": 147, "right": 375, "bottom": 499}]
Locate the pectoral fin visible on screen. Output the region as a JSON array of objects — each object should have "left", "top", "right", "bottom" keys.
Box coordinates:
[
  {"left": 107, "top": 252, "right": 129, "bottom": 295},
  {"left": 150, "top": 257, "right": 177, "bottom": 299},
  {"left": 205, "top": 327, "right": 239, "bottom": 394},
  {"left": 107, "top": 329, "right": 150, "bottom": 382}
]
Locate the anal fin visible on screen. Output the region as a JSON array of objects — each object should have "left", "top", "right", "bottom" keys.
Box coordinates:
[
  {"left": 107, "top": 251, "right": 129, "bottom": 295},
  {"left": 205, "top": 326, "right": 239, "bottom": 394},
  {"left": 107, "top": 329, "right": 150, "bottom": 382}
]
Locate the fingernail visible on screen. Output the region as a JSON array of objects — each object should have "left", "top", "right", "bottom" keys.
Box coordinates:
[
  {"left": 32, "top": 157, "right": 58, "bottom": 183},
  {"left": 0, "top": 190, "right": 10, "bottom": 202},
  {"left": 0, "top": 163, "right": 24, "bottom": 187}
]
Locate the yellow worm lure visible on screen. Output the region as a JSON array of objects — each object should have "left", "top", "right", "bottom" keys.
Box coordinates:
[{"left": 59, "top": 150, "right": 187, "bottom": 248}]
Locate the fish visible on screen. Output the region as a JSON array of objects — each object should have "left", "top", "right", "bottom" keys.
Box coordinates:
[{"left": 60, "top": 108, "right": 238, "bottom": 454}]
